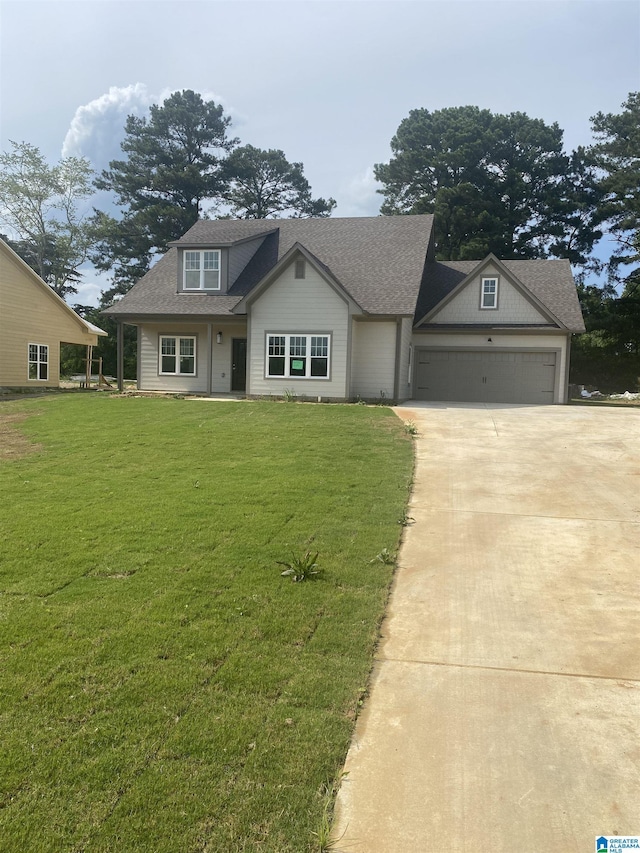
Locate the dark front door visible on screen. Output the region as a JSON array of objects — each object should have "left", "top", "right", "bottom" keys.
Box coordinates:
[{"left": 231, "top": 338, "right": 247, "bottom": 392}]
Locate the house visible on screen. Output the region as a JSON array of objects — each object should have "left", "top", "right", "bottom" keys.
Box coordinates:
[
  {"left": 0, "top": 238, "right": 107, "bottom": 389},
  {"left": 103, "top": 215, "right": 585, "bottom": 404}
]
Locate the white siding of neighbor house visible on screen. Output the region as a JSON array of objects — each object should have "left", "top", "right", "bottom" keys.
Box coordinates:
[
  {"left": 248, "top": 262, "right": 350, "bottom": 398},
  {"left": 351, "top": 320, "right": 397, "bottom": 400},
  {"left": 139, "top": 323, "right": 210, "bottom": 394},
  {"left": 411, "top": 331, "right": 570, "bottom": 403},
  {"left": 430, "top": 265, "right": 549, "bottom": 324}
]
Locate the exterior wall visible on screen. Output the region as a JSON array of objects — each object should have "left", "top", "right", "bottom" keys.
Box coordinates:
[
  {"left": 430, "top": 264, "right": 549, "bottom": 324},
  {"left": 0, "top": 245, "right": 98, "bottom": 387},
  {"left": 228, "top": 237, "right": 265, "bottom": 287},
  {"left": 211, "top": 322, "right": 249, "bottom": 393},
  {"left": 351, "top": 320, "right": 397, "bottom": 400},
  {"left": 397, "top": 317, "right": 413, "bottom": 401},
  {"left": 247, "top": 261, "right": 350, "bottom": 398},
  {"left": 139, "top": 323, "right": 210, "bottom": 394},
  {"left": 411, "top": 330, "right": 570, "bottom": 403}
]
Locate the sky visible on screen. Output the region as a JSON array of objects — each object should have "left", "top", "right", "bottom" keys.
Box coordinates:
[{"left": 1, "top": 0, "right": 639, "bottom": 305}]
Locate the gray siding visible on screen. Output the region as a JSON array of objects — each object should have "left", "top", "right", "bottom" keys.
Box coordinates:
[
  {"left": 211, "top": 322, "right": 248, "bottom": 393},
  {"left": 397, "top": 317, "right": 413, "bottom": 401},
  {"left": 139, "top": 323, "right": 209, "bottom": 394},
  {"left": 351, "top": 320, "right": 396, "bottom": 400},
  {"left": 430, "top": 264, "right": 549, "bottom": 324},
  {"left": 248, "top": 262, "right": 350, "bottom": 398}
]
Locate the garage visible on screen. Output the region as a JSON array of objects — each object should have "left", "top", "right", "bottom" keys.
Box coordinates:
[{"left": 414, "top": 349, "right": 557, "bottom": 404}]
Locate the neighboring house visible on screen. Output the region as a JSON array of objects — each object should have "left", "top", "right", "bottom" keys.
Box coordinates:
[
  {"left": 0, "top": 238, "right": 107, "bottom": 389},
  {"left": 104, "top": 215, "right": 585, "bottom": 404}
]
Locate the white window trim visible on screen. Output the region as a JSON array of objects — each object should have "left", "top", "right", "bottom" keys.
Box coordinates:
[
  {"left": 28, "top": 343, "right": 49, "bottom": 381},
  {"left": 481, "top": 276, "right": 499, "bottom": 310},
  {"left": 183, "top": 249, "right": 221, "bottom": 291},
  {"left": 158, "top": 335, "right": 197, "bottom": 376},
  {"left": 265, "top": 333, "right": 331, "bottom": 380}
]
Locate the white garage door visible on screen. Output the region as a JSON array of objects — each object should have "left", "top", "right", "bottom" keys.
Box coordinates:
[{"left": 415, "top": 349, "right": 557, "bottom": 404}]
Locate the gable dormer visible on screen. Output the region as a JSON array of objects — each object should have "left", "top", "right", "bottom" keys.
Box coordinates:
[
  {"left": 174, "top": 233, "right": 274, "bottom": 295},
  {"left": 422, "top": 255, "right": 561, "bottom": 327}
]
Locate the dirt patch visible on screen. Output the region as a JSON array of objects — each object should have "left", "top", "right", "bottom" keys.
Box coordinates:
[{"left": 0, "top": 413, "right": 42, "bottom": 460}]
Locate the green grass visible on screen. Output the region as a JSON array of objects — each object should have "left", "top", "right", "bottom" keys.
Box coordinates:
[{"left": 0, "top": 394, "right": 413, "bottom": 852}]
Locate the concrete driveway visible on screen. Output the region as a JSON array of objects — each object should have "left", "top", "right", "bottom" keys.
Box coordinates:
[{"left": 333, "top": 403, "right": 640, "bottom": 852}]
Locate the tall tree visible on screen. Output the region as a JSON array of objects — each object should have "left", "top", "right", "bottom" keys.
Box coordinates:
[
  {"left": 589, "top": 92, "right": 640, "bottom": 285},
  {"left": 222, "top": 145, "right": 336, "bottom": 219},
  {"left": 375, "top": 106, "right": 599, "bottom": 265},
  {"left": 91, "top": 90, "right": 238, "bottom": 295},
  {"left": 570, "top": 94, "right": 639, "bottom": 391},
  {"left": 0, "top": 141, "right": 94, "bottom": 297}
]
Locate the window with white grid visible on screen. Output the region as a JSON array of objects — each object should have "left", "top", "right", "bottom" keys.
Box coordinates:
[
  {"left": 266, "top": 334, "right": 330, "bottom": 379},
  {"left": 28, "top": 343, "right": 48, "bottom": 380},
  {"left": 183, "top": 250, "right": 220, "bottom": 290}
]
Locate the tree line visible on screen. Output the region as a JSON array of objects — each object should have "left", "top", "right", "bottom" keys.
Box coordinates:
[{"left": 0, "top": 90, "right": 638, "bottom": 389}]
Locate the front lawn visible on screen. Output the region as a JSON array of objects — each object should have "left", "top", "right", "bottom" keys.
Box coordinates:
[{"left": 0, "top": 395, "right": 413, "bottom": 852}]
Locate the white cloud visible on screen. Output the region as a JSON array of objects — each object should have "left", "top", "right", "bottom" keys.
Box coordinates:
[
  {"left": 62, "top": 84, "right": 241, "bottom": 172},
  {"left": 62, "top": 83, "right": 153, "bottom": 169}
]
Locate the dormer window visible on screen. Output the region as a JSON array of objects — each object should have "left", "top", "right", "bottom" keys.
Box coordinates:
[
  {"left": 481, "top": 276, "right": 498, "bottom": 309},
  {"left": 295, "top": 258, "right": 306, "bottom": 279},
  {"left": 184, "top": 250, "right": 220, "bottom": 290}
]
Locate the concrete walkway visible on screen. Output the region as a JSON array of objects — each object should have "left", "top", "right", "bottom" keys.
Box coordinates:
[{"left": 333, "top": 403, "right": 640, "bottom": 853}]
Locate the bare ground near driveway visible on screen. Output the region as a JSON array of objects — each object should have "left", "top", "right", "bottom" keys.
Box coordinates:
[{"left": 333, "top": 403, "right": 640, "bottom": 853}]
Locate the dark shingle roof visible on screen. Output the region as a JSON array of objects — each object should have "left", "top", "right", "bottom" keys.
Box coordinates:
[
  {"left": 103, "top": 216, "right": 584, "bottom": 332},
  {"left": 105, "top": 215, "right": 434, "bottom": 318},
  {"left": 414, "top": 258, "right": 585, "bottom": 332}
]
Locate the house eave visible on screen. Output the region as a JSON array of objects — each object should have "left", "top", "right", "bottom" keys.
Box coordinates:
[
  {"left": 413, "top": 324, "right": 572, "bottom": 334},
  {"left": 168, "top": 229, "right": 279, "bottom": 250}
]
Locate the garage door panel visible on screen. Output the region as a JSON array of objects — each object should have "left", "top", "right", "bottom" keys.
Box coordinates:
[{"left": 415, "top": 349, "right": 556, "bottom": 404}]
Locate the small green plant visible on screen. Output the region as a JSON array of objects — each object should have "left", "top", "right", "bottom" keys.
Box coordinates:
[
  {"left": 283, "top": 387, "right": 297, "bottom": 402},
  {"left": 404, "top": 420, "right": 418, "bottom": 436},
  {"left": 277, "top": 550, "right": 321, "bottom": 582},
  {"left": 311, "top": 775, "right": 348, "bottom": 852},
  {"left": 397, "top": 509, "right": 415, "bottom": 526},
  {"left": 370, "top": 547, "right": 395, "bottom": 565}
]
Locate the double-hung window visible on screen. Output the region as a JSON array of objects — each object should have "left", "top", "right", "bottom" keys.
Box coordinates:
[
  {"left": 183, "top": 250, "right": 220, "bottom": 290},
  {"left": 28, "top": 343, "right": 48, "bottom": 380},
  {"left": 266, "top": 333, "right": 330, "bottom": 379},
  {"left": 159, "top": 336, "right": 196, "bottom": 375},
  {"left": 481, "top": 277, "right": 498, "bottom": 309}
]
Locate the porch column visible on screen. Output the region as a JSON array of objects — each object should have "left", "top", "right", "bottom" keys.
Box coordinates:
[{"left": 117, "top": 320, "right": 124, "bottom": 392}]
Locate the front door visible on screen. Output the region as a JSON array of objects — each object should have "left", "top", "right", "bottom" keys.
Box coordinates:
[{"left": 231, "top": 338, "right": 247, "bottom": 392}]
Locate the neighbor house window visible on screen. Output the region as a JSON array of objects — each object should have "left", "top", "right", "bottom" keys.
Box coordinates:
[
  {"left": 28, "top": 343, "right": 48, "bottom": 380},
  {"left": 266, "top": 334, "right": 330, "bottom": 379},
  {"left": 183, "top": 250, "right": 220, "bottom": 290},
  {"left": 159, "top": 336, "right": 196, "bottom": 375},
  {"left": 481, "top": 277, "right": 498, "bottom": 309},
  {"left": 294, "top": 258, "right": 306, "bottom": 279}
]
